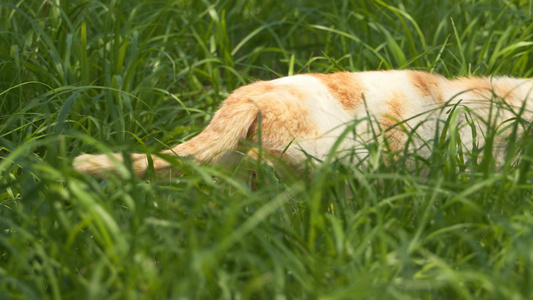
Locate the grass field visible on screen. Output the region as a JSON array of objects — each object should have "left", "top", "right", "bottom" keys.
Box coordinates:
[{"left": 2, "top": 0, "right": 533, "bottom": 299}]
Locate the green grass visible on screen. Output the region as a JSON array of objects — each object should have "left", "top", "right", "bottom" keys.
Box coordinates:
[{"left": 2, "top": 0, "right": 533, "bottom": 299}]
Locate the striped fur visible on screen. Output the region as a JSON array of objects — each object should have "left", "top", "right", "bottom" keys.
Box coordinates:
[{"left": 73, "top": 70, "right": 533, "bottom": 178}]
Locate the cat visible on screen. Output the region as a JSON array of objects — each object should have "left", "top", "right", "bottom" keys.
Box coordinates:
[{"left": 73, "top": 70, "right": 533, "bottom": 178}]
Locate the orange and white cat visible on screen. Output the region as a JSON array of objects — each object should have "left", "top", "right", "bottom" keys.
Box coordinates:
[{"left": 73, "top": 70, "right": 533, "bottom": 178}]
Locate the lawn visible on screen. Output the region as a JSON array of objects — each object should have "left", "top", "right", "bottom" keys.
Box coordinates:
[{"left": 2, "top": 0, "right": 533, "bottom": 299}]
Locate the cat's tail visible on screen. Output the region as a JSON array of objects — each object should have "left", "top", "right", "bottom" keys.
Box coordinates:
[{"left": 73, "top": 99, "right": 259, "bottom": 178}]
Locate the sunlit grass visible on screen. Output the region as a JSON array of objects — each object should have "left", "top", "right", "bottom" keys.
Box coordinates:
[{"left": 2, "top": 0, "right": 533, "bottom": 299}]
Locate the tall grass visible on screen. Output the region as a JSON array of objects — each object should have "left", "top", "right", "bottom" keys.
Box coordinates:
[{"left": 1, "top": 0, "right": 533, "bottom": 299}]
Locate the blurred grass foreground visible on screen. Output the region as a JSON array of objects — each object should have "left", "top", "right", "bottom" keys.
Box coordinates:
[{"left": 2, "top": 0, "right": 533, "bottom": 299}]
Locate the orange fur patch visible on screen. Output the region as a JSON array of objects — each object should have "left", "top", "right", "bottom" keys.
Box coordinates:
[
  {"left": 408, "top": 71, "right": 444, "bottom": 103},
  {"left": 310, "top": 72, "right": 363, "bottom": 111},
  {"left": 379, "top": 116, "right": 405, "bottom": 151},
  {"left": 219, "top": 81, "right": 273, "bottom": 108},
  {"left": 492, "top": 81, "right": 521, "bottom": 105},
  {"left": 249, "top": 91, "right": 320, "bottom": 150},
  {"left": 455, "top": 77, "right": 518, "bottom": 100},
  {"left": 457, "top": 77, "right": 493, "bottom": 98},
  {"left": 387, "top": 92, "right": 406, "bottom": 118},
  {"left": 379, "top": 92, "right": 408, "bottom": 151}
]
